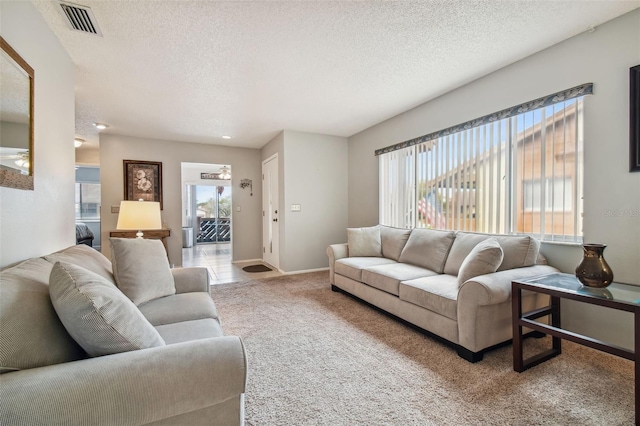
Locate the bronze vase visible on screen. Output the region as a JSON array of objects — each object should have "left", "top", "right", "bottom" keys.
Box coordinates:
[{"left": 575, "top": 243, "right": 614, "bottom": 288}]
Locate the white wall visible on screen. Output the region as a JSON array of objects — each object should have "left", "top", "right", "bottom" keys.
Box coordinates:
[
  {"left": 262, "top": 130, "right": 348, "bottom": 272},
  {"left": 100, "top": 134, "right": 262, "bottom": 266},
  {"left": 348, "top": 10, "right": 640, "bottom": 348},
  {"left": 0, "top": 1, "right": 75, "bottom": 268}
]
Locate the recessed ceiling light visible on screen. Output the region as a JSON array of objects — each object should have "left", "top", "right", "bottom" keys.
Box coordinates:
[
  {"left": 222, "top": 135, "right": 231, "bottom": 139},
  {"left": 93, "top": 123, "right": 108, "bottom": 130},
  {"left": 74, "top": 138, "right": 85, "bottom": 148}
]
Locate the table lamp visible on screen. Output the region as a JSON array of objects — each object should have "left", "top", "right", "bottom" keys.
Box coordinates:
[{"left": 116, "top": 199, "right": 162, "bottom": 238}]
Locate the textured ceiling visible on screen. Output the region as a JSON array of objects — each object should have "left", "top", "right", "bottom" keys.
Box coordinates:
[{"left": 31, "top": 0, "right": 639, "bottom": 150}]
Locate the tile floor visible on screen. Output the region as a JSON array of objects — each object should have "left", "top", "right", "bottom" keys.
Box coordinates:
[{"left": 182, "top": 242, "right": 282, "bottom": 285}]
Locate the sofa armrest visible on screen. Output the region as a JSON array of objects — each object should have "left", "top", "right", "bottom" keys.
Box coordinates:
[
  {"left": 457, "top": 264, "right": 558, "bottom": 353},
  {"left": 327, "top": 243, "right": 348, "bottom": 285},
  {"left": 458, "top": 264, "right": 559, "bottom": 306},
  {"left": 172, "top": 266, "right": 210, "bottom": 293},
  {"left": 0, "top": 336, "right": 246, "bottom": 426}
]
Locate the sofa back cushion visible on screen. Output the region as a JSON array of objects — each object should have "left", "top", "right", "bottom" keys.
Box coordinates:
[
  {"left": 110, "top": 238, "right": 176, "bottom": 305},
  {"left": 44, "top": 244, "right": 115, "bottom": 285},
  {"left": 0, "top": 258, "right": 86, "bottom": 373},
  {"left": 444, "top": 232, "right": 541, "bottom": 276},
  {"left": 457, "top": 237, "right": 504, "bottom": 286},
  {"left": 50, "top": 262, "right": 165, "bottom": 357},
  {"left": 347, "top": 226, "right": 382, "bottom": 257},
  {"left": 380, "top": 225, "right": 412, "bottom": 261},
  {"left": 398, "top": 229, "right": 456, "bottom": 273}
]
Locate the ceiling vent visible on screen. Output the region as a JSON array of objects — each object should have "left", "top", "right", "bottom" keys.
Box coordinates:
[{"left": 58, "top": 1, "right": 103, "bottom": 36}]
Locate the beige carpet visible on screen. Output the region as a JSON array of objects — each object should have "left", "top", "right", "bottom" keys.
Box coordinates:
[{"left": 211, "top": 272, "right": 634, "bottom": 425}]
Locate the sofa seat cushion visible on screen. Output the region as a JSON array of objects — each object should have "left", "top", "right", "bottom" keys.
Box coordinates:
[
  {"left": 0, "top": 258, "right": 86, "bottom": 373},
  {"left": 44, "top": 244, "right": 115, "bottom": 285},
  {"left": 362, "top": 263, "right": 438, "bottom": 296},
  {"left": 49, "top": 262, "right": 166, "bottom": 357},
  {"left": 444, "top": 232, "right": 541, "bottom": 276},
  {"left": 139, "top": 292, "right": 220, "bottom": 326},
  {"left": 380, "top": 225, "right": 412, "bottom": 261},
  {"left": 155, "top": 319, "right": 224, "bottom": 344},
  {"left": 334, "top": 257, "right": 397, "bottom": 282},
  {"left": 398, "top": 228, "right": 456, "bottom": 273},
  {"left": 399, "top": 275, "right": 459, "bottom": 321}
]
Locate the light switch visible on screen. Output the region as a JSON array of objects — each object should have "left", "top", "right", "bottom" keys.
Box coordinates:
[
  {"left": 291, "top": 204, "right": 301, "bottom": 212},
  {"left": 111, "top": 205, "right": 120, "bottom": 213},
  {"left": 236, "top": 206, "right": 241, "bottom": 212}
]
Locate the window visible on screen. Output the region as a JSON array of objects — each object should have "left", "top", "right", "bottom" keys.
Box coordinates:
[
  {"left": 378, "top": 84, "right": 590, "bottom": 243},
  {"left": 75, "top": 166, "right": 101, "bottom": 220}
]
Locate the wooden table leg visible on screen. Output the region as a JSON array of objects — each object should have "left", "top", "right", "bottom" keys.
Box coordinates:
[
  {"left": 512, "top": 283, "right": 524, "bottom": 372},
  {"left": 635, "top": 307, "right": 639, "bottom": 425},
  {"left": 551, "top": 295, "right": 562, "bottom": 354}
]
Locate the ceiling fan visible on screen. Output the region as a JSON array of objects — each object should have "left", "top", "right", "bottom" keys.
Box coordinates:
[{"left": 0, "top": 150, "right": 30, "bottom": 168}]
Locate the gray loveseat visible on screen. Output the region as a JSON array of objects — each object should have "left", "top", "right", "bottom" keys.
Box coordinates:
[
  {"left": 327, "top": 226, "right": 558, "bottom": 362},
  {"left": 0, "top": 244, "right": 246, "bottom": 425}
]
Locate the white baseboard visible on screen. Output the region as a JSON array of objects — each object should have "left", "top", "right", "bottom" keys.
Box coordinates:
[
  {"left": 231, "top": 258, "right": 263, "bottom": 264},
  {"left": 283, "top": 267, "right": 329, "bottom": 275}
]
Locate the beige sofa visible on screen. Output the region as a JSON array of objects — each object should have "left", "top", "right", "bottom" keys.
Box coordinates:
[
  {"left": 0, "top": 244, "right": 246, "bottom": 425},
  {"left": 327, "top": 226, "right": 557, "bottom": 362}
]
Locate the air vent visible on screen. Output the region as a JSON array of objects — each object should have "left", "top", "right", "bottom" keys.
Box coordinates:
[{"left": 59, "top": 1, "right": 103, "bottom": 36}]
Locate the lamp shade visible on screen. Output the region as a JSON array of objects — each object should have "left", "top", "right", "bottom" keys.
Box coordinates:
[{"left": 116, "top": 200, "right": 162, "bottom": 231}]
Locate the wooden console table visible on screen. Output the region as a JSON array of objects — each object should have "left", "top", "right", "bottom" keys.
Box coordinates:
[
  {"left": 512, "top": 272, "right": 639, "bottom": 423},
  {"left": 109, "top": 229, "right": 171, "bottom": 254}
]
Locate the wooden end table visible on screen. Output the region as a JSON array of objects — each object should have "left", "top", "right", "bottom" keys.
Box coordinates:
[
  {"left": 512, "top": 272, "right": 639, "bottom": 423},
  {"left": 109, "top": 229, "right": 171, "bottom": 255}
]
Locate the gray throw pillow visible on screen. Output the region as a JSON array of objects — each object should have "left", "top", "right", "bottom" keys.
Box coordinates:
[
  {"left": 110, "top": 237, "right": 176, "bottom": 305},
  {"left": 347, "top": 226, "right": 382, "bottom": 257},
  {"left": 49, "top": 261, "right": 165, "bottom": 357},
  {"left": 457, "top": 237, "right": 504, "bottom": 286}
]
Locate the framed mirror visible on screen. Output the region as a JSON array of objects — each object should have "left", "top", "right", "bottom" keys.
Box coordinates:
[{"left": 0, "top": 36, "right": 34, "bottom": 190}]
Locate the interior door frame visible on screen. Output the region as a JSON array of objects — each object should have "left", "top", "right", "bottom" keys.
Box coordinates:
[{"left": 262, "top": 154, "right": 279, "bottom": 269}]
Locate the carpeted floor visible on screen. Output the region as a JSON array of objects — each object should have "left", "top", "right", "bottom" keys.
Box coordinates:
[{"left": 211, "top": 271, "right": 634, "bottom": 425}]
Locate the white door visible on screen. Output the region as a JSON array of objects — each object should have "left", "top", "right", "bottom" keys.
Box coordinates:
[{"left": 262, "top": 155, "right": 279, "bottom": 268}]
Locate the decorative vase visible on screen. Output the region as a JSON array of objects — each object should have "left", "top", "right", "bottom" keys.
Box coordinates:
[{"left": 575, "top": 243, "right": 614, "bottom": 288}]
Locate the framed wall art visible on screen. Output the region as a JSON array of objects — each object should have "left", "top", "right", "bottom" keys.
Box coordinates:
[
  {"left": 631, "top": 64, "right": 640, "bottom": 172},
  {"left": 123, "top": 160, "right": 163, "bottom": 209}
]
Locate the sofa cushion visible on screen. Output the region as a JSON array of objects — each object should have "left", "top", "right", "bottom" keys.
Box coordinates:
[
  {"left": 155, "top": 318, "right": 224, "bottom": 344},
  {"left": 398, "top": 228, "right": 456, "bottom": 273},
  {"left": 362, "top": 263, "right": 437, "bottom": 296},
  {"left": 399, "top": 274, "right": 459, "bottom": 321},
  {"left": 444, "top": 232, "right": 541, "bottom": 276},
  {"left": 335, "top": 257, "right": 397, "bottom": 282},
  {"left": 347, "top": 226, "right": 382, "bottom": 257},
  {"left": 110, "top": 237, "right": 176, "bottom": 305},
  {"left": 0, "top": 258, "right": 86, "bottom": 373},
  {"left": 139, "top": 292, "right": 220, "bottom": 326},
  {"left": 44, "top": 244, "right": 115, "bottom": 285},
  {"left": 380, "top": 225, "right": 412, "bottom": 261},
  {"left": 49, "top": 262, "right": 166, "bottom": 357},
  {"left": 457, "top": 237, "right": 504, "bottom": 286}
]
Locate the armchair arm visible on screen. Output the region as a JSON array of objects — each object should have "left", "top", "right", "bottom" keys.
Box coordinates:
[
  {"left": 0, "top": 336, "right": 246, "bottom": 426},
  {"left": 172, "top": 266, "right": 210, "bottom": 293},
  {"left": 327, "top": 244, "right": 348, "bottom": 285}
]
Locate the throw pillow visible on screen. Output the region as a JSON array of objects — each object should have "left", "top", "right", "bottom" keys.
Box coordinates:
[
  {"left": 110, "top": 237, "right": 176, "bottom": 305},
  {"left": 49, "top": 261, "right": 165, "bottom": 357},
  {"left": 347, "top": 226, "right": 382, "bottom": 257},
  {"left": 457, "top": 237, "right": 504, "bottom": 286}
]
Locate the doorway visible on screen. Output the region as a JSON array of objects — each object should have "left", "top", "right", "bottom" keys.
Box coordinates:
[
  {"left": 262, "top": 154, "right": 279, "bottom": 269},
  {"left": 181, "top": 162, "right": 233, "bottom": 272}
]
